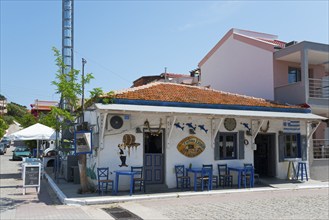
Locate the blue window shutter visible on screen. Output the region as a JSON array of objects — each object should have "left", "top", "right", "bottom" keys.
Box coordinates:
[
  {"left": 279, "top": 133, "right": 285, "bottom": 162},
  {"left": 300, "top": 135, "right": 307, "bottom": 161},
  {"left": 238, "top": 131, "right": 244, "bottom": 159},
  {"left": 214, "top": 132, "right": 220, "bottom": 160},
  {"left": 297, "top": 134, "right": 301, "bottom": 158}
]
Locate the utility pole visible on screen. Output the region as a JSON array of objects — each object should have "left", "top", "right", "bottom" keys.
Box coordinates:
[{"left": 81, "top": 58, "right": 87, "bottom": 123}]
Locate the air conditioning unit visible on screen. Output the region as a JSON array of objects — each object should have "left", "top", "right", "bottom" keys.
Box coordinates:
[{"left": 106, "top": 115, "right": 131, "bottom": 131}]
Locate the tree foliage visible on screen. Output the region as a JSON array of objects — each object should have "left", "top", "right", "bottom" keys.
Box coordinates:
[
  {"left": 0, "top": 117, "right": 9, "bottom": 138},
  {"left": 51, "top": 47, "right": 96, "bottom": 193}
]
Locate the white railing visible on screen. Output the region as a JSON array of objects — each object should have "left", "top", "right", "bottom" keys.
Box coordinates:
[
  {"left": 313, "top": 139, "right": 329, "bottom": 159},
  {"left": 309, "top": 78, "right": 329, "bottom": 99}
]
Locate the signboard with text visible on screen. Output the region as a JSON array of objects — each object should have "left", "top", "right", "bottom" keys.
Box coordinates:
[{"left": 74, "top": 130, "right": 92, "bottom": 155}]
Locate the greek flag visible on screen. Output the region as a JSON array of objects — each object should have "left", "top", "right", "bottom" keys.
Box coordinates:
[{"left": 283, "top": 120, "right": 300, "bottom": 132}]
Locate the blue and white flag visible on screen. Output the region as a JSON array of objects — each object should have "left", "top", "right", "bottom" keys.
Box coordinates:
[{"left": 283, "top": 120, "right": 300, "bottom": 132}]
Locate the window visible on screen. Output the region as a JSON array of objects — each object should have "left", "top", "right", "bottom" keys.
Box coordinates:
[
  {"left": 218, "top": 133, "right": 237, "bottom": 160},
  {"left": 284, "top": 133, "right": 299, "bottom": 158},
  {"left": 288, "top": 67, "right": 301, "bottom": 84}
]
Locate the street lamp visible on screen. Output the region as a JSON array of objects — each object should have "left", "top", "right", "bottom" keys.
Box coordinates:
[{"left": 81, "top": 58, "right": 87, "bottom": 123}]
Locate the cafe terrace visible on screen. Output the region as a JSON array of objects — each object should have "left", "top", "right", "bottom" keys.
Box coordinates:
[{"left": 81, "top": 82, "right": 325, "bottom": 193}]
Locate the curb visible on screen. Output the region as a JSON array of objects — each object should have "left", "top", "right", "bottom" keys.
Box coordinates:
[{"left": 45, "top": 174, "right": 329, "bottom": 206}]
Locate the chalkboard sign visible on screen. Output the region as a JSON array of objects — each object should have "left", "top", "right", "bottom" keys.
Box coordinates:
[{"left": 24, "top": 166, "right": 40, "bottom": 186}]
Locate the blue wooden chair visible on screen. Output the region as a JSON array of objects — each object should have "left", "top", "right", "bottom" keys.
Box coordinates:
[
  {"left": 175, "top": 165, "right": 191, "bottom": 190},
  {"left": 97, "top": 167, "right": 114, "bottom": 195},
  {"left": 242, "top": 164, "right": 254, "bottom": 187},
  {"left": 217, "top": 164, "right": 233, "bottom": 187},
  {"left": 131, "top": 166, "right": 145, "bottom": 193},
  {"left": 197, "top": 167, "right": 213, "bottom": 191},
  {"left": 202, "top": 164, "right": 219, "bottom": 188}
]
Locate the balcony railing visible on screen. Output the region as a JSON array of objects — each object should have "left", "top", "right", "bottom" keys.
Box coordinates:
[
  {"left": 313, "top": 139, "right": 329, "bottom": 159},
  {"left": 309, "top": 78, "right": 329, "bottom": 99}
]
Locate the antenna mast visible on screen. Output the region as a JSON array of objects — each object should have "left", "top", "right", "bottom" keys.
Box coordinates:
[{"left": 61, "top": 0, "right": 74, "bottom": 110}]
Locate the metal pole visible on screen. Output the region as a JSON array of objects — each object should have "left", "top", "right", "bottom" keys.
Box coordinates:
[{"left": 81, "top": 58, "right": 87, "bottom": 123}]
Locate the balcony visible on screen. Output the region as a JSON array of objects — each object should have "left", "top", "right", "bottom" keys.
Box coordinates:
[
  {"left": 313, "top": 139, "right": 329, "bottom": 159},
  {"left": 309, "top": 78, "right": 329, "bottom": 99}
]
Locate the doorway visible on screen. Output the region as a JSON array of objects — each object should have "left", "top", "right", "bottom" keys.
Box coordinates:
[
  {"left": 254, "top": 134, "right": 276, "bottom": 177},
  {"left": 143, "top": 129, "right": 164, "bottom": 184}
]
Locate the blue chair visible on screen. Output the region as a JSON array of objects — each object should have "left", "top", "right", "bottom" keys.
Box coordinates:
[
  {"left": 197, "top": 167, "right": 212, "bottom": 191},
  {"left": 218, "top": 164, "right": 233, "bottom": 187},
  {"left": 175, "top": 165, "right": 191, "bottom": 190},
  {"left": 242, "top": 164, "right": 254, "bottom": 188},
  {"left": 97, "top": 167, "right": 114, "bottom": 195},
  {"left": 131, "top": 166, "right": 145, "bottom": 193},
  {"left": 202, "top": 164, "right": 219, "bottom": 188}
]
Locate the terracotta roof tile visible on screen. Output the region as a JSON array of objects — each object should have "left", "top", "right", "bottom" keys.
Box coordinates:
[
  {"left": 102, "top": 82, "right": 300, "bottom": 109},
  {"left": 257, "top": 38, "right": 286, "bottom": 48}
]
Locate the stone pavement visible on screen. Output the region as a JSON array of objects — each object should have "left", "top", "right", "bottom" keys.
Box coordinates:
[
  {"left": 45, "top": 170, "right": 329, "bottom": 206},
  {"left": 1, "top": 143, "right": 329, "bottom": 219}
]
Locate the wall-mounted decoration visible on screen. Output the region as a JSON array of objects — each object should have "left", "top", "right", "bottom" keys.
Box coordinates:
[
  {"left": 224, "top": 118, "right": 237, "bottom": 131},
  {"left": 186, "top": 123, "right": 196, "bottom": 131},
  {"left": 174, "top": 122, "right": 185, "bottom": 131},
  {"left": 283, "top": 120, "right": 300, "bottom": 133},
  {"left": 260, "top": 121, "right": 270, "bottom": 133},
  {"left": 177, "top": 136, "right": 206, "bottom": 158},
  {"left": 198, "top": 124, "right": 208, "bottom": 133},
  {"left": 118, "top": 144, "right": 128, "bottom": 167},
  {"left": 240, "top": 122, "right": 252, "bottom": 135},
  {"left": 118, "top": 134, "right": 140, "bottom": 166},
  {"left": 144, "top": 118, "right": 163, "bottom": 136},
  {"left": 244, "top": 139, "right": 249, "bottom": 145}
]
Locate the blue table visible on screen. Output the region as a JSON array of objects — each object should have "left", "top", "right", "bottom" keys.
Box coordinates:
[
  {"left": 228, "top": 166, "right": 254, "bottom": 188},
  {"left": 186, "top": 168, "right": 212, "bottom": 191},
  {"left": 114, "top": 170, "right": 137, "bottom": 196}
]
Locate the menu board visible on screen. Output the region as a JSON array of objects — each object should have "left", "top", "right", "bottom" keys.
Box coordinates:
[{"left": 24, "top": 166, "right": 40, "bottom": 187}]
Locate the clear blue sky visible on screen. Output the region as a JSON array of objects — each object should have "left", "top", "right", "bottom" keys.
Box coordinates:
[{"left": 1, "top": 1, "right": 328, "bottom": 108}]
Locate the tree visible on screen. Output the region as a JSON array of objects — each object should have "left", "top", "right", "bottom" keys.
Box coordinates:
[
  {"left": 0, "top": 117, "right": 9, "bottom": 138},
  {"left": 51, "top": 47, "right": 96, "bottom": 193}
]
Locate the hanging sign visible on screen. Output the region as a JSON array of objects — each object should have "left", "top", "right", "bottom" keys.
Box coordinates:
[
  {"left": 177, "top": 136, "right": 206, "bottom": 158},
  {"left": 74, "top": 130, "right": 92, "bottom": 155}
]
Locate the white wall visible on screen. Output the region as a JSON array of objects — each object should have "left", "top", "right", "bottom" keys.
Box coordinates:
[
  {"left": 200, "top": 36, "right": 275, "bottom": 100},
  {"left": 86, "top": 110, "right": 309, "bottom": 190}
]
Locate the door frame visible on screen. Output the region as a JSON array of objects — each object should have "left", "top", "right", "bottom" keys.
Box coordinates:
[
  {"left": 143, "top": 128, "right": 166, "bottom": 184},
  {"left": 254, "top": 133, "right": 276, "bottom": 177}
]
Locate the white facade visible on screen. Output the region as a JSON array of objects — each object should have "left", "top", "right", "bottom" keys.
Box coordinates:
[
  {"left": 84, "top": 104, "right": 323, "bottom": 191},
  {"left": 200, "top": 35, "right": 275, "bottom": 100}
]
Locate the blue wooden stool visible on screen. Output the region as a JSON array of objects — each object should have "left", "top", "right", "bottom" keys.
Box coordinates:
[{"left": 297, "top": 162, "right": 308, "bottom": 181}]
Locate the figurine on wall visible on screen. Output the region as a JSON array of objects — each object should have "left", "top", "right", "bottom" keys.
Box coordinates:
[
  {"left": 118, "top": 144, "right": 128, "bottom": 167},
  {"left": 174, "top": 122, "right": 185, "bottom": 131},
  {"left": 186, "top": 123, "right": 196, "bottom": 131},
  {"left": 198, "top": 124, "right": 208, "bottom": 133}
]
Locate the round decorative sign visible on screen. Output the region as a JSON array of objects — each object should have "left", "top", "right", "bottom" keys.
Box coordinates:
[
  {"left": 177, "top": 136, "right": 206, "bottom": 158},
  {"left": 224, "top": 118, "right": 237, "bottom": 131}
]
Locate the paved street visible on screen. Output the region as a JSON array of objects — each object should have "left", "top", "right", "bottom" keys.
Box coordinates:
[
  {"left": 0, "top": 144, "right": 112, "bottom": 220},
  {"left": 117, "top": 187, "right": 329, "bottom": 219},
  {"left": 0, "top": 127, "right": 328, "bottom": 220}
]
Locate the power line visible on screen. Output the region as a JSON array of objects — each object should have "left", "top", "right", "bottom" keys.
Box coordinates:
[{"left": 73, "top": 49, "right": 132, "bottom": 83}]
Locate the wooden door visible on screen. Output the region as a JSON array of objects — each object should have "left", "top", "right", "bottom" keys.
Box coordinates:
[{"left": 144, "top": 130, "right": 164, "bottom": 184}]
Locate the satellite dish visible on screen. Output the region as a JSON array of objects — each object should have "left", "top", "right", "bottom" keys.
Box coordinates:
[{"left": 110, "top": 116, "right": 123, "bottom": 129}]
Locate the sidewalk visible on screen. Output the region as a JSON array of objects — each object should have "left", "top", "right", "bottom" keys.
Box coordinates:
[{"left": 45, "top": 172, "right": 329, "bottom": 206}]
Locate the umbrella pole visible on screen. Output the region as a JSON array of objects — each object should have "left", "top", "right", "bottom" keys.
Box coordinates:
[{"left": 37, "top": 140, "right": 39, "bottom": 158}]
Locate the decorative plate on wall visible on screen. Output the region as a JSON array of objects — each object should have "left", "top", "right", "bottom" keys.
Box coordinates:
[
  {"left": 224, "top": 118, "right": 237, "bottom": 131},
  {"left": 177, "top": 136, "right": 206, "bottom": 158}
]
